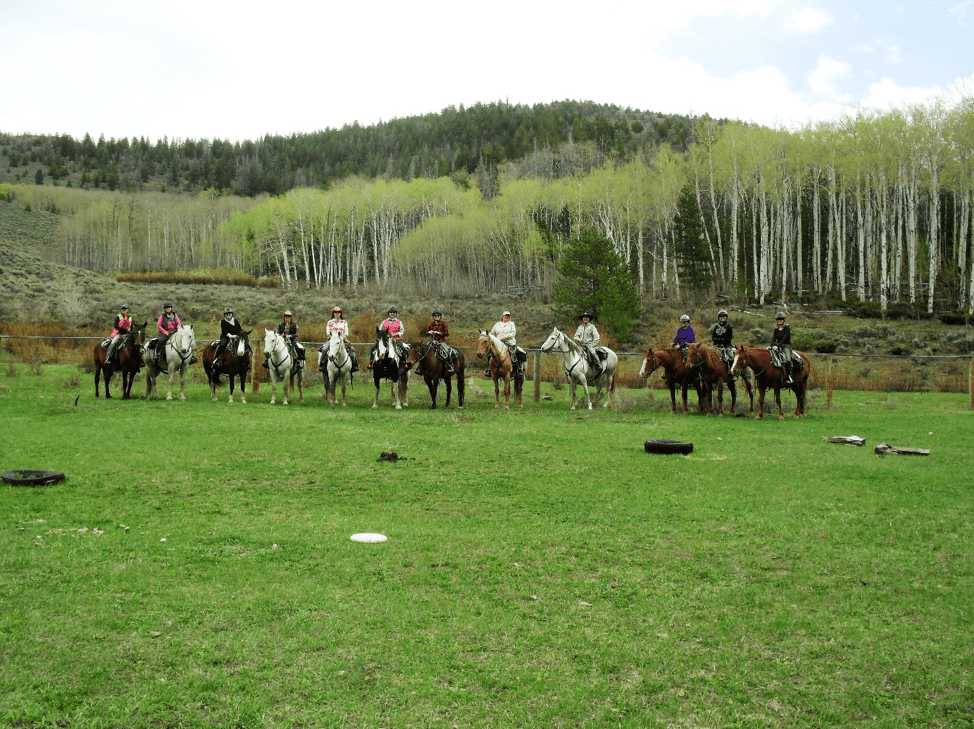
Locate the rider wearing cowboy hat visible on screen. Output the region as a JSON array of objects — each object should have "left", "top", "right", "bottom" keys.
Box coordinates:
[
  {"left": 573, "top": 310, "right": 602, "bottom": 378},
  {"left": 213, "top": 306, "right": 243, "bottom": 367},
  {"left": 105, "top": 305, "right": 132, "bottom": 365},
  {"left": 424, "top": 308, "right": 457, "bottom": 376},
  {"left": 771, "top": 312, "right": 795, "bottom": 384},
  {"left": 327, "top": 306, "right": 359, "bottom": 373}
]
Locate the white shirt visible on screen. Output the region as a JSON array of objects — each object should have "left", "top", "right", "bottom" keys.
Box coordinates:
[{"left": 490, "top": 319, "right": 516, "bottom": 346}]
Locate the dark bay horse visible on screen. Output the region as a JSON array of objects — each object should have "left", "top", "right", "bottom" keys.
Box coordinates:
[
  {"left": 639, "top": 345, "right": 706, "bottom": 414},
  {"left": 687, "top": 343, "right": 754, "bottom": 417},
  {"left": 202, "top": 330, "right": 252, "bottom": 403},
  {"left": 371, "top": 328, "right": 409, "bottom": 410},
  {"left": 94, "top": 322, "right": 147, "bottom": 400},
  {"left": 731, "top": 346, "right": 810, "bottom": 420},
  {"left": 404, "top": 338, "right": 465, "bottom": 409},
  {"left": 475, "top": 330, "right": 523, "bottom": 409}
]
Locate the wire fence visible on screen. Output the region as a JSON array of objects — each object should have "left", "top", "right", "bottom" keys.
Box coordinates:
[{"left": 2, "top": 334, "right": 973, "bottom": 407}]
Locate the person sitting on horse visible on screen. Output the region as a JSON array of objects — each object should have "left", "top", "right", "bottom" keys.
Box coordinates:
[
  {"left": 573, "top": 311, "right": 602, "bottom": 377},
  {"left": 770, "top": 312, "right": 796, "bottom": 384},
  {"left": 672, "top": 313, "right": 696, "bottom": 364},
  {"left": 486, "top": 310, "right": 524, "bottom": 377},
  {"left": 213, "top": 306, "right": 243, "bottom": 367},
  {"left": 266, "top": 310, "right": 303, "bottom": 369},
  {"left": 369, "top": 306, "right": 406, "bottom": 369},
  {"left": 105, "top": 305, "right": 132, "bottom": 365},
  {"left": 711, "top": 309, "right": 735, "bottom": 365},
  {"left": 154, "top": 301, "right": 196, "bottom": 366},
  {"left": 327, "top": 306, "right": 359, "bottom": 373},
  {"left": 425, "top": 308, "right": 457, "bottom": 376}
]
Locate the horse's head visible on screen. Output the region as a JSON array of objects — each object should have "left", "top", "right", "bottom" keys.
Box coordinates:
[
  {"left": 540, "top": 327, "right": 563, "bottom": 353},
  {"left": 132, "top": 322, "right": 147, "bottom": 347},
  {"left": 474, "top": 330, "right": 493, "bottom": 359},
  {"left": 403, "top": 341, "right": 424, "bottom": 371},
  {"left": 730, "top": 345, "right": 747, "bottom": 373},
  {"left": 375, "top": 327, "right": 392, "bottom": 361},
  {"left": 639, "top": 348, "right": 660, "bottom": 378},
  {"left": 263, "top": 328, "right": 278, "bottom": 355},
  {"left": 236, "top": 329, "right": 253, "bottom": 356}
]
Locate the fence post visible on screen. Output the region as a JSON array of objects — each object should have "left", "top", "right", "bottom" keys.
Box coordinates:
[
  {"left": 252, "top": 359, "right": 260, "bottom": 392},
  {"left": 826, "top": 356, "right": 833, "bottom": 409},
  {"left": 533, "top": 350, "right": 541, "bottom": 402}
]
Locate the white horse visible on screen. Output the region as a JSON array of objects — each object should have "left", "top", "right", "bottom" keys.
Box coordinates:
[
  {"left": 318, "top": 329, "right": 352, "bottom": 406},
  {"left": 263, "top": 328, "right": 304, "bottom": 405},
  {"left": 146, "top": 324, "right": 196, "bottom": 401},
  {"left": 540, "top": 327, "right": 617, "bottom": 410},
  {"left": 371, "top": 328, "right": 409, "bottom": 410}
]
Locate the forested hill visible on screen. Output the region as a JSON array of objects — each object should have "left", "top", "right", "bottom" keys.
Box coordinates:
[{"left": 0, "top": 100, "right": 696, "bottom": 196}]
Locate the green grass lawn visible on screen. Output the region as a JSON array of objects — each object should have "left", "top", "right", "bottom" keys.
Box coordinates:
[{"left": 2, "top": 364, "right": 973, "bottom": 727}]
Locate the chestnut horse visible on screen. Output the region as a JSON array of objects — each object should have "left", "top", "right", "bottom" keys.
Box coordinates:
[
  {"left": 686, "top": 343, "right": 753, "bottom": 417},
  {"left": 638, "top": 345, "right": 706, "bottom": 414},
  {"left": 404, "top": 338, "right": 465, "bottom": 409},
  {"left": 94, "top": 322, "right": 147, "bottom": 400},
  {"left": 731, "top": 346, "right": 810, "bottom": 420},
  {"left": 475, "top": 330, "right": 523, "bottom": 409},
  {"left": 202, "top": 330, "right": 252, "bottom": 403}
]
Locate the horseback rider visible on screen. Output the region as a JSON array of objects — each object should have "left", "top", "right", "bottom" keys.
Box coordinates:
[
  {"left": 104, "top": 305, "right": 132, "bottom": 365},
  {"left": 771, "top": 312, "right": 796, "bottom": 384},
  {"left": 425, "top": 308, "right": 457, "bottom": 376},
  {"left": 573, "top": 311, "right": 602, "bottom": 378},
  {"left": 265, "top": 310, "right": 304, "bottom": 369},
  {"left": 486, "top": 310, "right": 525, "bottom": 377},
  {"left": 326, "top": 306, "right": 360, "bottom": 373},
  {"left": 369, "top": 306, "right": 406, "bottom": 369},
  {"left": 672, "top": 313, "right": 696, "bottom": 364},
  {"left": 213, "top": 306, "right": 243, "bottom": 368},
  {"left": 711, "top": 309, "right": 735, "bottom": 367},
  {"left": 154, "top": 301, "right": 196, "bottom": 366}
]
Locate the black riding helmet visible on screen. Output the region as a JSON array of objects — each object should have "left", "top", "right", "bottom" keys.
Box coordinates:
[
  {"left": 388, "top": 306, "right": 398, "bottom": 316},
  {"left": 432, "top": 308, "right": 442, "bottom": 317}
]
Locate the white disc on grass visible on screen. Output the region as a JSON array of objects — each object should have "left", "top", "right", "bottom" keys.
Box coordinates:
[{"left": 350, "top": 533, "right": 387, "bottom": 543}]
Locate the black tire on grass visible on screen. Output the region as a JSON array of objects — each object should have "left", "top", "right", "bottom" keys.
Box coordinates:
[
  {"left": 2, "top": 470, "right": 66, "bottom": 486},
  {"left": 643, "top": 439, "right": 693, "bottom": 455}
]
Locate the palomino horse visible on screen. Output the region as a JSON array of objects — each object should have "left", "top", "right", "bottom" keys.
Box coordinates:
[
  {"left": 475, "top": 330, "right": 523, "bottom": 409},
  {"left": 404, "top": 338, "right": 465, "bottom": 409},
  {"left": 371, "top": 328, "right": 409, "bottom": 409},
  {"left": 318, "top": 329, "right": 353, "bottom": 407},
  {"left": 540, "top": 327, "right": 617, "bottom": 410},
  {"left": 94, "top": 322, "right": 147, "bottom": 400},
  {"left": 145, "top": 324, "right": 196, "bottom": 401},
  {"left": 639, "top": 345, "right": 707, "bottom": 414},
  {"left": 263, "top": 329, "right": 304, "bottom": 405},
  {"left": 686, "top": 343, "right": 754, "bottom": 417},
  {"left": 202, "top": 330, "right": 253, "bottom": 403},
  {"left": 731, "top": 346, "right": 810, "bottom": 420}
]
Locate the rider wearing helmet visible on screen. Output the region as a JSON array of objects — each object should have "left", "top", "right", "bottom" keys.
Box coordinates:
[
  {"left": 771, "top": 311, "right": 795, "bottom": 384},
  {"left": 711, "top": 309, "right": 735, "bottom": 366},
  {"left": 424, "top": 308, "right": 456, "bottom": 376},
  {"left": 369, "top": 306, "right": 406, "bottom": 369},
  {"left": 573, "top": 310, "right": 602, "bottom": 378},
  {"left": 327, "top": 306, "right": 359, "bottom": 373},
  {"left": 105, "top": 305, "right": 132, "bottom": 365},
  {"left": 265, "top": 310, "right": 303, "bottom": 369},
  {"left": 672, "top": 313, "right": 696, "bottom": 364},
  {"left": 153, "top": 301, "right": 184, "bottom": 367},
  {"left": 213, "top": 306, "right": 243, "bottom": 367}
]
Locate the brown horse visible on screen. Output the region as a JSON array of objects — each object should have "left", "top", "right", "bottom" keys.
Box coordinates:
[
  {"left": 93, "top": 322, "right": 147, "bottom": 400},
  {"left": 638, "top": 345, "right": 706, "bottom": 414},
  {"left": 404, "top": 339, "right": 465, "bottom": 409},
  {"left": 201, "top": 330, "right": 253, "bottom": 403},
  {"left": 687, "top": 343, "right": 754, "bottom": 417},
  {"left": 731, "top": 346, "right": 810, "bottom": 420},
  {"left": 475, "top": 330, "right": 523, "bottom": 409}
]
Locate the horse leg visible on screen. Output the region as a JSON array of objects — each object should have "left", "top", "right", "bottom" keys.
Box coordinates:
[
  {"left": 457, "top": 371, "right": 464, "bottom": 409},
  {"left": 339, "top": 373, "right": 347, "bottom": 407},
  {"left": 426, "top": 376, "right": 437, "bottom": 410},
  {"left": 444, "top": 374, "right": 452, "bottom": 408},
  {"left": 94, "top": 362, "right": 101, "bottom": 398},
  {"left": 581, "top": 377, "right": 593, "bottom": 410},
  {"left": 492, "top": 374, "right": 501, "bottom": 408},
  {"left": 667, "top": 384, "right": 677, "bottom": 414},
  {"left": 755, "top": 386, "right": 766, "bottom": 420},
  {"left": 503, "top": 374, "right": 511, "bottom": 409},
  {"left": 228, "top": 374, "right": 235, "bottom": 403},
  {"left": 372, "top": 379, "right": 380, "bottom": 409},
  {"left": 296, "top": 370, "right": 304, "bottom": 404},
  {"left": 774, "top": 386, "right": 784, "bottom": 421},
  {"left": 680, "top": 383, "right": 689, "bottom": 415}
]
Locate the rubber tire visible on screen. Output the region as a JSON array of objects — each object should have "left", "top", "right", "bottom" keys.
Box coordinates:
[
  {"left": 2, "top": 470, "right": 66, "bottom": 486},
  {"left": 643, "top": 439, "right": 693, "bottom": 455}
]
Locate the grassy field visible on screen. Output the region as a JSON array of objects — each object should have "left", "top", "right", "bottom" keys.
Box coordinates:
[{"left": 2, "top": 361, "right": 973, "bottom": 728}]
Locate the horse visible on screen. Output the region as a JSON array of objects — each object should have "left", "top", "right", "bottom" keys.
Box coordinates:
[
  {"left": 731, "top": 345, "right": 811, "bottom": 420},
  {"left": 639, "top": 345, "right": 707, "bottom": 415},
  {"left": 262, "top": 328, "right": 304, "bottom": 405},
  {"left": 686, "top": 343, "right": 754, "bottom": 417},
  {"left": 93, "top": 322, "right": 147, "bottom": 400},
  {"left": 318, "top": 329, "right": 352, "bottom": 407},
  {"left": 145, "top": 324, "right": 196, "bottom": 401},
  {"left": 403, "top": 337, "right": 465, "bottom": 409},
  {"left": 539, "top": 327, "right": 617, "bottom": 410},
  {"left": 474, "top": 330, "right": 523, "bottom": 409},
  {"left": 202, "top": 330, "right": 253, "bottom": 403},
  {"left": 370, "top": 328, "right": 409, "bottom": 409}
]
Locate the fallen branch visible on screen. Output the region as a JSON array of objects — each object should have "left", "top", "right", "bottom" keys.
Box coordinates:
[
  {"left": 822, "top": 435, "right": 865, "bottom": 446},
  {"left": 874, "top": 443, "right": 930, "bottom": 456}
]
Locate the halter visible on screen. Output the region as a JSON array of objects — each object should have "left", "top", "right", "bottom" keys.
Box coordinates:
[
  {"left": 265, "top": 331, "right": 293, "bottom": 375},
  {"left": 166, "top": 327, "right": 195, "bottom": 367},
  {"left": 326, "top": 330, "right": 349, "bottom": 369}
]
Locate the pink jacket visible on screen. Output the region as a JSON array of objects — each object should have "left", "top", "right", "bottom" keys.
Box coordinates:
[
  {"left": 110, "top": 314, "right": 133, "bottom": 339},
  {"left": 380, "top": 318, "right": 404, "bottom": 340},
  {"left": 158, "top": 313, "right": 181, "bottom": 336}
]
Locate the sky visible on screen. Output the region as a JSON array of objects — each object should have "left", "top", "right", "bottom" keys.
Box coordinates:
[{"left": 1, "top": 0, "right": 972, "bottom": 144}]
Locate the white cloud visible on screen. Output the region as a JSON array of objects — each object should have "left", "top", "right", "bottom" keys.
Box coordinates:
[
  {"left": 861, "top": 78, "right": 944, "bottom": 111},
  {"left": 808, "top": 56, "right": 853, "bottom": 98},
  {"left": 785, "top": 7, "right": 834, "bottom": 32}
]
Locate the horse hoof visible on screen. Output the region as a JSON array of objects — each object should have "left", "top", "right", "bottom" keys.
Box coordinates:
[{"left": 211, "top": 396, "right": 218, "bottom": 402}]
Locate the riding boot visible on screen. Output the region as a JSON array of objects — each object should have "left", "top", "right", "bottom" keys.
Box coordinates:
[
  {"left": 190, "top": 355, "right": 198, "bottom": 365},
  {"left": 349, "top": 346, "right": 359, "bottom": 373},
  {"left": 262, "top": 355, "right": 269, "bottom": 369}
]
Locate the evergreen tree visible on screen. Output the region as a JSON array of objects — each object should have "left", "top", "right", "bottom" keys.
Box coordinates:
[
  {"left": 673, "top": 184, "right": 713, "bottom": 291},
  {"left": 551, "top": 227, "right": 641, "bottom": 341}
]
